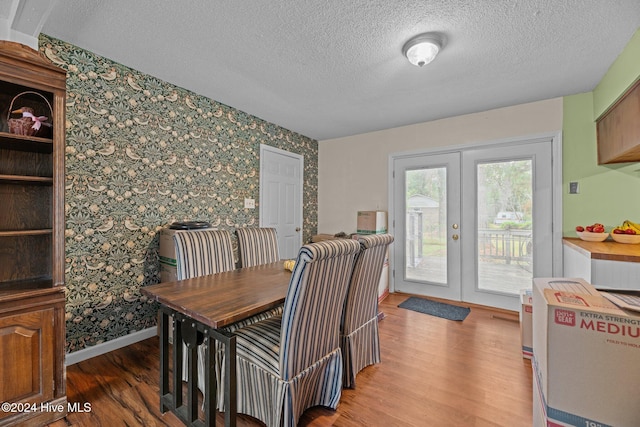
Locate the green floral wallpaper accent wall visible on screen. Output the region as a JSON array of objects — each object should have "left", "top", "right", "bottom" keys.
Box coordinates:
[{"left": 38, "top": 35, "right": 318, "bottom": 353}]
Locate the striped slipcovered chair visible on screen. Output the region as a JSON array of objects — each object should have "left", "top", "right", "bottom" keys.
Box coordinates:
[
  {"left": 236, "top": 227, "right": 280, "bottom": 268},
  {"left": 173, "top": 229, "right": 235, "bottom": 395},
  {"left": 211, "top": 227, "right": 284, "bottom": 408},
  {"left": 221, "top": 239, "right": 361, "bottom": 427},
  {"left": 340, "top": 233, "right": 394, "bottom": 388},
  {"left": 174, "top": 229, "right": 235, "bottom": 279}
]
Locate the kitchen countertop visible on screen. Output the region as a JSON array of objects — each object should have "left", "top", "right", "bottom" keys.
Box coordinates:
[{"left": 563, "top": 237, "right": 640, "bottom": 262}]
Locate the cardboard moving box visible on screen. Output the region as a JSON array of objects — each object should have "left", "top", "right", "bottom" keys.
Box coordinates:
[
  {"left": 159, "top": 224, "right": 211, "bottom": 282},
  {"left": 357, "top": 211, "right": 387, "bottom": 234},
  {"left": 532, "top": 277, "right": 640, "bottom": 427}
]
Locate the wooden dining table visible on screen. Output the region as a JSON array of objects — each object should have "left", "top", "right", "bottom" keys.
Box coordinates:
[{"left": 141, "top": 261, "right": 291, "bottom": 427}]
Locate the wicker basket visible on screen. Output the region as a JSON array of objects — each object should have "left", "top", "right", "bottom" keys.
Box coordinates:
[{"left": 7, "top": 91, "right": 53, "bottom": 138}]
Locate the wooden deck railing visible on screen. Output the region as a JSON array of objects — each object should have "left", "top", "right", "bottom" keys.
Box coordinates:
[{"left": 478, "top": 228, "right": 532, "bottom": 268}]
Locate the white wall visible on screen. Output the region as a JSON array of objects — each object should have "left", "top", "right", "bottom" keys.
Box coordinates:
[
  {"left": 317, "top": 97, "right": 563, "bottom": 233},
  {"left": 0, "top": 0, "right": 57, "bottom": 49}
]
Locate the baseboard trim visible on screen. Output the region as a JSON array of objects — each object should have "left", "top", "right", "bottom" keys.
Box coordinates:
[
  {"left": 378, "top": 288, "right": 389, "bottom": 302},
  {"left": 65, "top": 327, "right": 157, "bottom": 366}
]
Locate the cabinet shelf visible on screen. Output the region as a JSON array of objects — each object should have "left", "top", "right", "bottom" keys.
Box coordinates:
[
  {"left": 0, "top": 277, "right": 53, "bottom": 295},
  {"left": 0, "top": 174, "right": 53, "bottom": 184},
  {"left": 0, "top": 131, "right": 54, "bottom": 153},
  {"left": 0, "top": 229, "right": 52, "bottom": 237}
]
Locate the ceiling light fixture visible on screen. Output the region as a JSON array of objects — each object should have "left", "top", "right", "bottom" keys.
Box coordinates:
[{"left": 402, "top": 33, "right": 443, "bottom": 67}]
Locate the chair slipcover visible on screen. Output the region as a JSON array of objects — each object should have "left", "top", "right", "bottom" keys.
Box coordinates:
[
  {"left": 174, "top": 229, "right": 235, "bottom": 279},
  {"left": 236, "top": 227, "right": 280, "bottom": 268},
  {"left": 212, "top": 227, "right": 283, "bottom": 408},
  {"left": 341, "top": 233, "right": 394, "bottom": 388},
  {"left": 173, "top": 229, "right": 235, "bottom": 395},
  {"left": 223, "top": 239, "right": 361, "bottom": 427}
]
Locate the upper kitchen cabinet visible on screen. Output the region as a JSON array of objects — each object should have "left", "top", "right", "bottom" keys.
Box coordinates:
[{"left": 597, "top": 79, "right": 640, "bottom": 164}]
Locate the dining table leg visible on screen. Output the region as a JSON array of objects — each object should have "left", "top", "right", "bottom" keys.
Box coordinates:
[
  {"left": 156, "top": 308, "right": 238, "bottom": 427},
  {"left": 204, "top": 334, "right": 215, "bottom": 427},
  {"left": 172, "top": 312, "right": 183, "bottom": 410},
  {"left": 181, "top": 318, "right": 201, "bottom": 423},
  {"left": 159, "top": 309, "right": 170, "bottom": 413},
  {"left": 225, "top": 332, "right": 236, "bottom": 427},
  {"left": 209, "top": 328, "right": 237, "bottom": 427}
]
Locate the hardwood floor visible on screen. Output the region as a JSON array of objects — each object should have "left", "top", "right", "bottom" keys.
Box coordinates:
[{"left": 47, "top": 293, "right": 532, "bottom": 426}]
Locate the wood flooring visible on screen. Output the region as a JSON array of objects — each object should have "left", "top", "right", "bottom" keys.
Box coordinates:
[{"left": 47, "top": 293, "right": 532, "bottom": 426}]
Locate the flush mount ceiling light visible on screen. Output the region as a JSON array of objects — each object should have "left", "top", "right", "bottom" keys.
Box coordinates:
[{"left": 402, "top": 33, "right": 443, "bottom": 67}]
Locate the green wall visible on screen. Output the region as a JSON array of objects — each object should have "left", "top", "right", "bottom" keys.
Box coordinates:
[
  {"left": 593, "top": 29, "right": 640, "bottom": 118},
  {"left": 563, "top": 28, "right": 640, "bottom": 236},
  {"left": 38, "top": 35, "right": 318, "bottom": 353}
]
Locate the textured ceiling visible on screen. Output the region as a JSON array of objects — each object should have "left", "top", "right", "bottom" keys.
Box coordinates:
[{"left": 40, "top": 0, "right": 640, "bottom": 141}]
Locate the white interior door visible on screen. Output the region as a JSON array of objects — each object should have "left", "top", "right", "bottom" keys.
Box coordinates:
[
  {"left": 259, "top": 145, "right": 303, "bottom": 259},
  {"left": 392, "top": 138, "right": 555, "bottom": 311}
]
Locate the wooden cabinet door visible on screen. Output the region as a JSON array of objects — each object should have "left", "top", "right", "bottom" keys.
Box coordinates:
[
  {"left": 597, "top": 79, "right": 640, "bottom": 164},
  {"left": 0, "top": 307, "right": 54, "bottom": 417}
]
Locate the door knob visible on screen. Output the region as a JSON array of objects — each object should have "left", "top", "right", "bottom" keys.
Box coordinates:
[
  {"left": 452, "top": 234, "right": 459, "bottom": 241},
  {"left": 452, "top": 223, "right": 458, "bottom": 229},
  {"left": 295, "top": 227, "right": 300, "bottom": 232}
]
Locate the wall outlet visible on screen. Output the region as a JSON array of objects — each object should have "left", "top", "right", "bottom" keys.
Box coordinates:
[{"left": 244, "top": 198, "right": 255, "bottom": 209}]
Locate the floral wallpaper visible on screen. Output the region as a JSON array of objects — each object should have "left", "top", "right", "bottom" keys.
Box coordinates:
[{"left": 38, "top": 35, "right": 318, "bottom": 353}]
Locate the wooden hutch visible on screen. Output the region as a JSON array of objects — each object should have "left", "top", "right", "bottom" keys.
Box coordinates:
[{"left": 0, "top": 41, "right": 67, "bottom": 426}]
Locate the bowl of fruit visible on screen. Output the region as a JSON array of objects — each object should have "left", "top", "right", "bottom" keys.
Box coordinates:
[
  {"left": 611, "top": 220, "right": 640, "bottom": 244},
  {"left": 575, "top": 223, "right": 609, "bottom": 242}
]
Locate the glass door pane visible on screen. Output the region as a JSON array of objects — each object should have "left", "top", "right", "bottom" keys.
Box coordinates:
[
  {"left": 405, "top": 167, "right": 447, "bottom": 284},
  {"left": 460, "top": 139, "right": 553, "bottom": 311},
  {"left": 393, "top": 151, "right": 461, "bottom": 301},
  {"left": 476, "top": 160, "right": 532, "bottom": 295}
]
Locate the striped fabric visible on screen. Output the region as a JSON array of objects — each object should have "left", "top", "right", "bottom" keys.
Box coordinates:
[
  {"left": 173, "top": 229, "right": 235, "bottom": 279},
  {"left": 341, "top": 233, "right": 394, "bottom": 388},
  {"left": 223, "top": 239, "right": 361, "bottom": 427},
  {"left": 214, "top": 306, "right": 283, "bottom": 411},
  {"left": 173, "top": 229, "right": 235, "bottom": 396},
  {"left": 236, "top": 227, "right": 280, "bottom": 268},
  {"left": 211, "top": 227, "right": 282, "bottom": 409}
]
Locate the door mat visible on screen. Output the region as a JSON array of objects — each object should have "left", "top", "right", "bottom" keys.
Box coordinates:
[{"left": 398, "top": 297, "right": 470, "bottom": 321}]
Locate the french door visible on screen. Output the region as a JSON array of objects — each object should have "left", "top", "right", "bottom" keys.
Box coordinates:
[{"left": 392, "top": 139, "right": 553, "bottom": 311}]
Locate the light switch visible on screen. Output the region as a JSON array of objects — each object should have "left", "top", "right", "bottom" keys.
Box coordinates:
[
  {"left": 244, "top": 198, "right": 255, "bottom": 209},
  {"left": 569, "top": 182, "right": 579, "bottom": 194}
]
